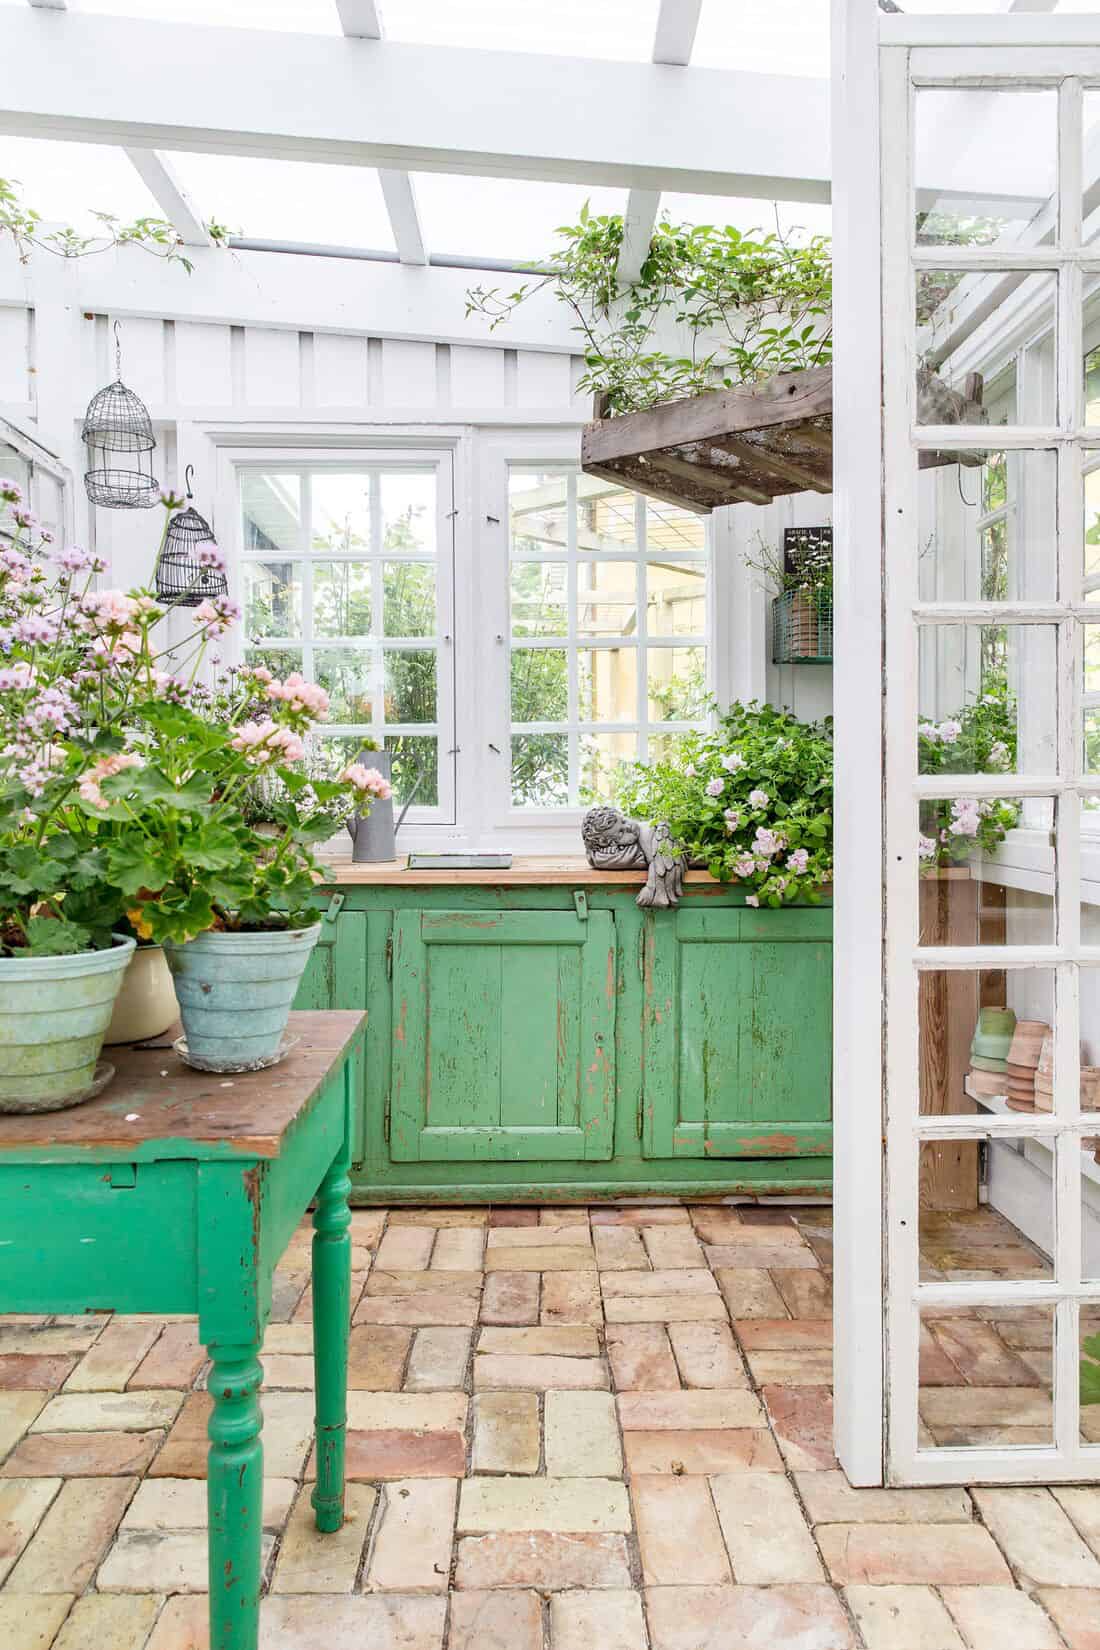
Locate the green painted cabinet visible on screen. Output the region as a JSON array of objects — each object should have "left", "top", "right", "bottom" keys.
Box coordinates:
[
  {"left": 389, "top": 908, "right": 615, "bottom": 1163},
  {"left": 642, "top": 905, "right": 832, "bottom": 1160},
  {"left": 306, "top": 879, "right": 832, "bottom": 1203}
]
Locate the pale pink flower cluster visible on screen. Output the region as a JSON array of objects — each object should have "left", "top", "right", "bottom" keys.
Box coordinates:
[
  {"left": 920, "top": 718, "right": 961, "bottom": 745},
  {"left": 723, "top": 809, "right": 742, "bottom": 834},
  {"left": 265, "top": 673, "right": 330, "bottom": 720},
  {"left": 918, "top": 833, "right": 938, "bottom": 860},
  {"left": 720, "top": 751, "right": 746, "bottom": 772},
  {"left": 704, "top": 776, "right": 725, "bottom": 798},
  {"left": 196, "top": 542, "right": 226, "bottom": 572},
  {"left": 0, "top": 661, "right": 36, "bottom": 693},
  {"left": 0, "top": 547, "right": 33, "bottom": 584},
  {"left": 787, "top": 847, "right": 810, "bottom": 874},
  {"left": 90, "top": 631, "right": 142, "bottom": 668},
  {"left": 744, "top": 894, "right": 760, "bottom": 907},
  {"left": 340, "top": 763, "right": 393, "bottom": 801},
  {"left": 82, "top": 589, "right": 140, "bottom": 629},
  {"left": 194, "top": 597, "right": 241, "bottom": 639},
  {"left": 230, "top": 720, "right": 306, "bottom": 766},
  {"left": 54, "top": 545, "right": 94, "bottom": 576},
  {"left": 14, "top": 614, "right": 58, "bottom": 646},
  {"left": 748, "top": 789, "right": 769, "bottom": 809},
  {"left": 79, "top": 751, "right": 144, "bottom": 810},
  {"left": 733, "top": 854, "right": 756, "bottom": 878},
  {"left": 0, "top": 478, "right": 23, "bottom": 505},
  {"left": 753, "top": 826, "right": 785, "bottom": 858},
  {"left": 949, "top": 798, "right": 982, "bottom": 838}
]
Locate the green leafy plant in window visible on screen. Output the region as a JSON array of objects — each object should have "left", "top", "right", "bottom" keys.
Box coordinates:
[{"left": 466, "top": 206, "right": 831, "bottom": 416}]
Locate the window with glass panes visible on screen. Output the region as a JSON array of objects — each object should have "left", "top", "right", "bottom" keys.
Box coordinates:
[
  {"left": 238, "top": 463, "right": 453, "bottom": 816},
  {"left": 507, "top": 468, "right": 709, "bottom": 808}
]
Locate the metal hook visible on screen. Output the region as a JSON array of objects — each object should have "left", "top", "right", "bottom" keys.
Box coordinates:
[
  {"left": 184, "top": 463, "right": 195, "bottom": 500},
  {"left": 113, "top": 319, "right": 122, "bottom": 379}
]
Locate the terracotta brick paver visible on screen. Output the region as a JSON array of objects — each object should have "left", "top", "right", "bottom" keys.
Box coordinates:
[{"left": 0, "top": 1199, "right": 1091, "bottom": 1648}]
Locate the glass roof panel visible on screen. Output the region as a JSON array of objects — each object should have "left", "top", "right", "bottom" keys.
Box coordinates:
[
  {"left": 385, "top": 0, "right": 658, "bottom": 60},
  {"left": 412, "top": 175, "right": 627, "bottom": 263},
  {"left": 658, "top": 193, "right": 832, "bottom": 242},
  {"left": 30, "top": 0, "right": 343, "bottom": 32},
  {"left": 165, "top": 154, "right": 395, "bottom": 250},
  {"left": 692, "top": 0, "right": 829, "bottom": 79},
  {"left": 0, "top": 136, "right": 162, "bottom": 231}
]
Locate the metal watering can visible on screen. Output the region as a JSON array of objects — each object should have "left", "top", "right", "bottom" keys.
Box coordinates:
[{"left": 344, "top": 749, "right": 421, "bottom": 862}]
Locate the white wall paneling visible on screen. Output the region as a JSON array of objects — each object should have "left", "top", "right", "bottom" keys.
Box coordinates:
[{"left": 0, "top": 306, "right": 32, "bottom": 408}]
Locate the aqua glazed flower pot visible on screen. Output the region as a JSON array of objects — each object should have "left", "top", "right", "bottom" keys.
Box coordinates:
[
  {"left": 971, "top": 1006, "right": 1017, "bottom": 1063},
  {"left": 163, "top": 926, "right": 321, "bottom": 1069},
  {"left": 0, "top": 934, "right": 136, "bottom": 1113}
]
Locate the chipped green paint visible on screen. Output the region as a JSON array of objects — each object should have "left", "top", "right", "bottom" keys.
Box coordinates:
[
  {"left": 0, "top": 1022, "right": 364, "bottom": 1650},
  {"left": 300, "top": 884, "right": 833, "bottom": 1202}
]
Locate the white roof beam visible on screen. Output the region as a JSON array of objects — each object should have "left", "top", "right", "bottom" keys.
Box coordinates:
[
  {"left": 26, "top": 1, "right": 66, "bottom": 9},
  {"left": 378, "top": 169, "right": 427, "bottom": 265},
  {"left": 652, "top": 0, "right": 704, "bottom": 66},
  {"left": 123, "top": 148, "right": 213, "bottom": 248},
  {"left": 0, "top": 10, "right": 832, "bottom": 202},
  {"left": 332, "top": 0, "right": 426, "bottom": 267},
  {"left": 334, "top": 0, "right": 383, "bottom": 35},
  {"left": 617, "top": 1, "right": 704, "bottom": 290}
]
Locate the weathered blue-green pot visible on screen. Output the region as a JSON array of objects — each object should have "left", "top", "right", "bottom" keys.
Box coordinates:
[
  {"left": 164, "top": 925, "right": 321, "bottom": 1068},
  {"left": 0, "top": 934, "right": 136, "bottom": 1113}
]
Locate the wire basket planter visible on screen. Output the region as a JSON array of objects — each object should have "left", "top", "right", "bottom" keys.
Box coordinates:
[
  {"left": 771, "top": 589, "right": 833, "bottom": 664},
  {"left": 155, "top": 466, "right": 228, "bottom": 608},
  {"left": 81, "top": 324, "right": 159, "bottom": 510}
]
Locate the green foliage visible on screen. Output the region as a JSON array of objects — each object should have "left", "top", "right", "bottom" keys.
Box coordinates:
[
  {"left": 617, "top": 701, "right": 833, "bottom": 906},
  {"left": 466, "top": 205, "right": 832, "bottom": 415},
  {"left": 742, "top": 532, "right": 832, "bottom": 611},
  {"left": 0, "top": 175, "right": 229, "bottom": 273},
  {"left": 1082, "top": 1333, "right": 1100, "bottom": 1408}
]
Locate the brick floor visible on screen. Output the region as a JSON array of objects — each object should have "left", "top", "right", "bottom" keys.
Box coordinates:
[{"left": 0, "top": 1201, "right": 1096, "bottom": 1648}]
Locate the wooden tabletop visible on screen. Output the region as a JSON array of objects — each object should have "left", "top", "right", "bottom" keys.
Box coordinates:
[
  {"left": 324, "top": 854, "right": 727, "bottom": 887},
  {"left": 0, "top": 1011, "right": 366, "bottom": 1162}
]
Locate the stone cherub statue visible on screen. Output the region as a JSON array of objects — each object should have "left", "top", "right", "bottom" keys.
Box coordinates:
[{"left": 581, "top": 805, "right": 687, "bottom": 909}]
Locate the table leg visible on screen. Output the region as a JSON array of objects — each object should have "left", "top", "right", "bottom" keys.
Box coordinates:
[
  {"left": 311, "top": 1136, "right": 351, "bottom": 1534},
  {"left": 207, "top": 1345, "right": 264, "bottom": 1650}
]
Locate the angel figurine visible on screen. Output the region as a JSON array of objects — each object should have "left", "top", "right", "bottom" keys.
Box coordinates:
[{"left": 580, "top": 805, "right": 687, "bottom": 909}]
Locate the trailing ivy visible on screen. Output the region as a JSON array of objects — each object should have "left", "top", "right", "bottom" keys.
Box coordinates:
[
  {"left": 0, "top": 175, "right": 229, "bottom": 274},
  {"left": 466, "top": 206, "right": 832, "bottom": 415}
]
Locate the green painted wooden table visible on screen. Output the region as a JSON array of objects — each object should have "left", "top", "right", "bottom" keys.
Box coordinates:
[{"left": 0, "top": 1009, "right": 366, "bottom": 1650}]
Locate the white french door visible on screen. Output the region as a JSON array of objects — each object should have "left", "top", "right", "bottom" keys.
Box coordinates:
[{"left": 865, "top": 12, "right": 1100, "bottom": 1484}]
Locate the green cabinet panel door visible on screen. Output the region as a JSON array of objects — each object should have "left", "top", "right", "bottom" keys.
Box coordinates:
[
  {"left": 643, "top": 905, "right": 832, "bottom": 1159},
  {"left": 293, "top": 905, "right": 369, "bottom": 1167},
  {"left": 389, "top": 908, "right": 616, "bottom": 1163}
]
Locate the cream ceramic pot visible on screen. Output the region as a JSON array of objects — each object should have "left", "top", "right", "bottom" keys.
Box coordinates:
[{"left": 104, "top": 944, "right": 179, "bottom": 1046}]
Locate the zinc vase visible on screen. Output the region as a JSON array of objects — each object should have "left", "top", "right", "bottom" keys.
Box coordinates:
[
  {"left": 163, "top": 925, "right": 322, "bottom": 1069},
  {"left": 104, "top": 944, "right": 179, "bottom": 1046},
  {"left": 0, "top": 934, "right": 136, "bottom": 1113}
]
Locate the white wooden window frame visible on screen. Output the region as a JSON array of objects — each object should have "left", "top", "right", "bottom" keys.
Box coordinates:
[
  {"left": 882, "top": 39, "right": 1100, "bottom": 1485},
  {"left": 215, "top": 442, "right": 459, "bottom": 828}
]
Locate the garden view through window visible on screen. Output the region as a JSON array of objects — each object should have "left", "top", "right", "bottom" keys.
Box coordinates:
[{"left": 508, "top": 468, "right": 710, "bottom": 809}]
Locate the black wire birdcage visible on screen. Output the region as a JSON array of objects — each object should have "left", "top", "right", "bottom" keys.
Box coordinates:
[
  {"left": 155, "top": 466, "right": 229, "bottom": 608},
  {"left": 82, "top": 323, "right": 159, "bottom": 509}
]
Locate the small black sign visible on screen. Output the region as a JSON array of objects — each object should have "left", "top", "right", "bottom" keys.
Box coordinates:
[{"left": 783, "top": 525, "right": 832, "bottom": 581}]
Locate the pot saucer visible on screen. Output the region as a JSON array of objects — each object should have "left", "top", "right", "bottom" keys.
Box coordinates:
[
  {"left": 173, "top": 1033, "right": 300, "bottom": 1074},
  {"left": 0, "top": 1059, "right": 115, "bottom": 1116}
]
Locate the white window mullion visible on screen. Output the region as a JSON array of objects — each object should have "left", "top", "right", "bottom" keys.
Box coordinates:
[
  {"left": 566, "top": 470, "right": 580, "bottom": 805},
  {"left": 636, "top": 493, "right": 649, "bottom": 763}
]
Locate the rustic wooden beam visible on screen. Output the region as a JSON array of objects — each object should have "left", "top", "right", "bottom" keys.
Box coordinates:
[
  {"left": 582, "top": 459, "right": 712, "bottom": 516},
  {"left": 647, "top": 453, "right": 773, "bottom": 507},
  {"left": 708, "top": 434, "right": 832, "bottom": 495},
  {"left": 581, "top": 365, "right": 832, "bottom": 467}
]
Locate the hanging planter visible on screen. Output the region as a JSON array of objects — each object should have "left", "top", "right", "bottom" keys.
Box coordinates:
[
  {"left": 82, "top": 323, "right": 159, "bottom": 510},
  {"left": 155, "top": 465, "right": 228, "bottom": 607},
  {"left": 771, "top": 589, "right": 833, "bottom": 663}
]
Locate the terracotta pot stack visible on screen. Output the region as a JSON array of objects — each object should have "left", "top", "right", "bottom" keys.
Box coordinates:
[
  {"left": 966, "top": 1006, "right": 1015, "bottom": 1102},
  {"left": 1004, "top": 1020, "right": 1050, "bottom": 1112}
]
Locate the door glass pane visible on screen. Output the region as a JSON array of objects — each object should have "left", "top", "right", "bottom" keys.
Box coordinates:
[
  {"left": 510, "top": 470, "right": 570, "bottom": 553},
  {"left": 313, "top": 562, "right": 371, "bottom": 637},
  {"left": 311, "top": 473, "right": 371, "bottom": 552},
  {"left": 511, "top": 562, "right": 568, "bottom": 636},
  {"left": 919, "top": 1304, "right": 1054, "bottom": 1449},
  {"left": 242, "top": 560, "right": 302, "bottom": 639},
  {"left": 647, "top": 560, "right": 708, "bottom": 634},
  {"left": 1081, "top": 1307, "right": 1100, "bottom": 1444},
  {"left": 919, "top": 1142, "right": 1053, "bottom": 1283},
  {"left": 915, "top": 273, "right": 1055, "bottom": 424},
  {"left": 647, "top": 646, "right": 708, "bottom": 720},
  {"left": 917, "top": 798, "right": 1055, "bottom": 948},
  {"left": 383, "top": 650, "right": 436, "bottom": 724},
  {"left": 577, "top": 562, "right": 637, "bottom": 637},
  {"left": 914, "top": 87, "right": 1057, "bottom": 250},
  {"left": 918, "top": 624, "right": 1058, "bottom": 776},
  {"left": 314, "top": 646, "right": 375, "bottom": 722},
  {"left": 242, "top": 472, "right": 301, "bottom": 554},
  {"left": 385, "top": 734, "right": 438, "bottom": 809},
  {"left": 511, "top": 733, "right": 568, "bottom": 807},
  {"left": 382, "top": 472, "right": 435, "bottom": 554},
  {"left": 919, "top": 450, "right": 1056, "bottom": 605},
  {"left": 511, "top": 648, "right": 568, "bottom": 723},
  {"left": 578, "top": 647, "right": 637, "bottom": 722},
  {"left": 919, "top": 967, "right": 1057, "bottom": 1119},
  {"left": 580, "top": 731, "right": 638, "bottom": 804},
  {"left": 383, "top": 562, "right": 435, "bottom": 638}
]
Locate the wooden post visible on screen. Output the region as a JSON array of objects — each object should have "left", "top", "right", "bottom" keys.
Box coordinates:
[{"left": 918, "top": 871, "right": 980, "bottom": 1211}]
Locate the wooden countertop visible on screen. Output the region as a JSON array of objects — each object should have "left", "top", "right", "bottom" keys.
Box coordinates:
[{"left": 323, "top": 854, "right": 725, "bottom": 887}]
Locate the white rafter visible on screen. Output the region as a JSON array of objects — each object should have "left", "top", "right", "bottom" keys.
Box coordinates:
[
  {"left": 0, "top": 10, "right": 833, "bottom": 201},
  {"left": 617, "top": 1, "right": 705, "bottom": 287},
  {"left": 123, "top": 148, "right": 213, "bottom": 248},
  {"left": 332, "top": 0, "right": 427, "bottom": 265},
  {"left": 25, "top": 0, "right": 66, "bottom": 9}
]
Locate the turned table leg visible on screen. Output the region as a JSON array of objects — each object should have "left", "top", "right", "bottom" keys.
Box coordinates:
[
  {"left": 206, "top": 1345, "right": 264, "bottom": 1650},
  {"left": 311, "top": 1136, "right": 351, "bottom": 1533}
]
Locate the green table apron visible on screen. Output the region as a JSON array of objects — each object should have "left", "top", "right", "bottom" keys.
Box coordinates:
[{"left": 0, "top": 1009, "right": 366, "bottom": 1650}]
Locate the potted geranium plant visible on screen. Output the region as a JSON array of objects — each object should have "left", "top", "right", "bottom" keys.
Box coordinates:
[{"left": 0, "top": 484, "right": 378, "bottom": 1093}]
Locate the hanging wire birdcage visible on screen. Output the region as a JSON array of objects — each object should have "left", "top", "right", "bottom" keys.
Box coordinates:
[
  {"left": 82, "top": 323, "right": 159, "bottom": 509},
  {"left": 155, "top": 465, "right": 229, "bottom": 608}
]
